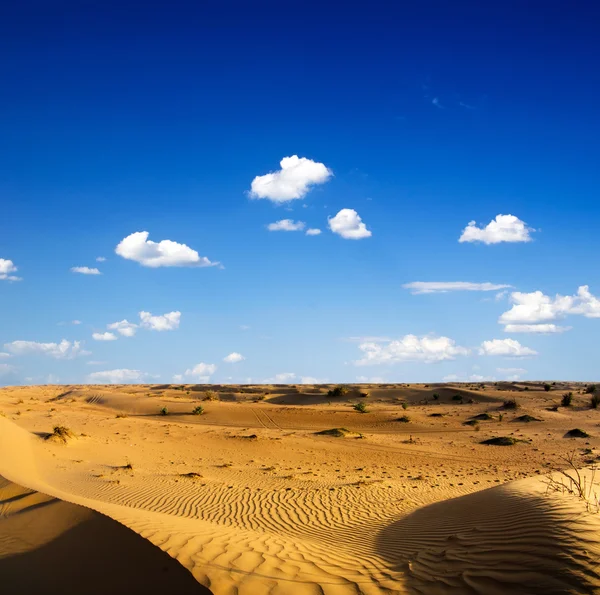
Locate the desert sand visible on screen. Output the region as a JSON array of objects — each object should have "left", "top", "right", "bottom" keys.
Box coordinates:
[{"left": 1, "top": 382, "right": 600, "bottom": 594}]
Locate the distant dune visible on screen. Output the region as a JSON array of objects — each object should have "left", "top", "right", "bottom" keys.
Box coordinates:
[{"left": 1, "top": 382, "right": 599, "bottom": 594}]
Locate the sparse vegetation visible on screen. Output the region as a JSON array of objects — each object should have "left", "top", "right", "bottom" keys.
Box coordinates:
[
  {"left": 359, "top": 391, "right": 369, "bottom": 398},
  {"left": 432, "top": 393, "right": 440, "bottom": 400},
  {"left": 160, "top": 406, "right": 169, "bottom": 416},
  {"left": 46, "top": 426, "right": 75, "bottom": 444},
  {"left": 353, "top": 402, "right": 368, "bottom": 413},
  {"left": 561, "top": 392, "right": 573, "bottom": 407},
  {"left": 203, "top": 390, "right": 219, "bottom": 401},
  {"left": 396, "top": 415, "right": 410, "bottom": 423},
  {"left": 481, "top": 436, "right": 519, "bottom": 446},
  {"left": 327, "top": 385, "right": 349, "bottom": 397},
  {"left": 316, "top": 427, "right": 351, "bottom": 437},
  {"left": 585, "top": 384, "right": 597, "bottom": 395},
  {"left": 514, "top": 414, "right": 542, "bottom": 423},
  {"left": 565, "top": 428, "right": 590, "bottom": 438},
  {"left": 544, "top": 383, "right": 551, "bottom": 392},
  {"left": 591, "top": 394, "right": 600, "bottom": 409},
  {"left": 452, "top": 394, "right": 463, "bottom": 403},
  {"left": 192, "top": 406, "right": 205, "bottom": 415},
  {"left": 401, "top": 402, "right": 408, "bottom": 410},
  {"left": 502, "top": 398, "right": 519, "bottom": 410},
  {"left": 471, "top": 413, "right": 493, "bottom": 421}
]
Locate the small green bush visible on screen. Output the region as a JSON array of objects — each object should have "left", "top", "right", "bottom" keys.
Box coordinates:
[
  {"left": 401, "top": 402, "right": 408, "bottom": 410},
  {"left": 432, "top": 393, "right": 440, "bottom": 400},
  {"left": 502, "top": 398, "right": 519, "bottom": 410},
  {"left": 585, "top": 384, "right": 597, "bottom": 395},
  {"left": 452, "top": 395, "right": 463, "bottom": 403},
  {"left": 396, "top": 415, "right": 410, "bottom": 423},
  {"left": 192, "top": 406, "right": 204, "bottom": 415},
  {"left": 353, "top": 402, "right": 368, "bottom": 413},
  {"left": 544, "top": 384, "right": 551, "bottom": 392},
  {"left": 591, "top": 394, "right": 600, "bottom": 409},
  {"left": 561, "top": 392, "right": 573, "bottom": 407},
  {"left": 328, "top": 385, "right": 349, "bottom": 397},
  {"left": 160, "top": 406, "right": 168, "bottom": 416}
]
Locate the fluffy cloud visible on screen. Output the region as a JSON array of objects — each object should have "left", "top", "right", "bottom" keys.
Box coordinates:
[
  {"left": 139, "top": 311, "right": 181, "bottom": 331},
  {"left": 497, "top": 367, "right": 527, "bottom": 381},
  {"left": 92, "top": 332, "right": 117, "bottom": 341},
  {"left": 71, "top": 266, "right": 101, "bottom": 275},
  {"left": 4, "top": 339, "right": 87, "bottom": 359},
  {"left": 305, "top": 228, "right": 321, "bottom": 236},
  {"left": 267, "top": 219, "right": 305, "bottom": 232},
  {"left": 459, "top": 214, "right": 535, "bottom": 244},
  {"left": 87, "top": 369, "right": 147, "bottom": 384},
  {"left": 355, "top": 335, "right": 470, "bottom": 365},
  {"left": 443, "top": 374, "right": 496, "bottom": 382},
  {"left": 107, "top": 319, "right": 138, "bottom": 337},
  {"left": 356, "top": 375, "right": 386, "bottom": 383},
  {"left": 0, "top": 363, "right": 16, "bottom": 377},
  {"left": 328, "top": 209, "right": 372, "bottom": 239},
  {"left": 96, "top": 256, "right": 106, "bottom": 262},
  {"left": 499, "top": 286, "right": 600, "bottom": 329},
  {"left": 249, "top": 155, "right": 332, "bottom": 202},
  {"left": 0, "top": 259, "right": 22, "bottom": 281},
  {"left": 223, "top": 352, "right": 244, "bottom": 363},
  {"left": 0, "top": 352, "right": 11, "bottom": 359},
  {"left": 184, "top": 362, "right": 217, "bottom": 381},
  {"left": 116, "top": 231, "right": 219, "bottom": 268},
  {"left": 503, "top": 324, "right": 571, "bottom": 334},
  {"left": 299, "top": 376, "right": 328, "bottom": 384},
  {"left": 479, "top": 339, "right": 537, "bottom": 357},
  {"left": 403, "top": 281, "right": 512, "bottom": 294},
  {"left": 263, "top": 372, "right": 297, "bottom": 383}
]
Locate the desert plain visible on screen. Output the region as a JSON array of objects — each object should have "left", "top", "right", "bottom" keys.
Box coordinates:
[{"left": 2, "top": 381, "right": 600, "bottom": 594}]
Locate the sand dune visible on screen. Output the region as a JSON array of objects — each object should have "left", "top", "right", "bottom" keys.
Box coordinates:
[{"left": 1, "top": 383, "right": 600, "bottom": 593}]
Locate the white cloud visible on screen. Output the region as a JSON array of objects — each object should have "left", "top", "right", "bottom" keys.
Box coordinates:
[
  {"left": 115, "top": 231, "right": 219, "bottom": 268},
  {"left": 71, "top": 266, "right": 101, "bottom": 275},
  {"left": 263, "top": 372, "right": 296, "bottom": 383},
  {"left": 223, "top": 352, "right": 245, "bottom": 363},
  {"left": 92, "top": 332, "right": 117, "bottom": 341},
  {"left": 432, "top": 97, "right": 443, "bottom": 108},
  {"left": 299, "top": 376, "right": 327, "bottom": 384},
  {"left": 139, "top": 311, "right": 181, "bottom": 331},
  {"left": 343, "top": 336, "right": 392, "bottom": 343},
  {"left": 240, "top": 325, "right": 250, "bottom": 331},
  {"left": 46, "top": 374, "right": 60, "bottom": 385},
  {"left": 4, "top": 339, "right": 87, "bottom": 359},
  {"left": 328, "top": 208, "right": 372, "bottom": 239},
  {"left": 0, "top": 352, "right": 12, "bottom": 359},
  {"left": 499, "top": 286, "right": 600, "bottom": 328},
  {"left": 0, "top": 259, "right": 22, "bottom": 281},
  {"left": 459, "top": 214, "right": 535, "bottom": 244},
  {"left": 87, "top": 369, "right": 147, "bottom": 384},
  {"left": 503, "top": 324, "right": 571, "bottom": 334},
  {"left": 249, "top": 155, "right": 332, "bottom": 203},
  {"left": 497, "top": 367, "right": 527, "bottom": 381},
  {"left": 107, "top": 319, "right": 138, "bottom": 337},
  {"left": 306, "top": 228, "right": 321, "bottom": 236},
  {"left": 267, "top": 219, "right": 305, "bottom": 232},
  {"left": 0, "top": 363, "right": 15, "bottom": 376},
  {"left": 86, "top": 360, "right": 107, "bottom": 365},
  {"left": 96, "top": 256, "right": 106, "bottom": 262},
  {"left": 355, "top": 335, "right": 470, "bottom": 365},
  {"left": 184, "top": 362, "right": 217, "bottom": 379},
  {"left": 172, "top": 374, "right": 184, "bottom": 383},
  {"left": 443, "top": 373, "right": 496, "bottom": 382},
  {"left": 479, "top": 339, "right": 537, "bottom": 358},
  {"left": 72, "top": 320, "right": 82, "bottom": 325},
  {"left": 356, "top": 375, "right": 386, "bottom": 383},
  {"left": 403, "top": 281, "right": 512, "bottom": 294}
]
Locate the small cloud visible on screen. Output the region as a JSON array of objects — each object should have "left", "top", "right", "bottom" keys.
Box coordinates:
[
  {"left": 355, "top": 335, "right": 470, "bottom": 365},
  {"left": 172, "top": 374, "right": 184, "bottom": 383},
  {"left": 239, "top": 325, "right": 250, "bottom": 331},
  {"left": 0, "top": 258, "right": 22, "bottom": 281},
  {"left": 139, "top": 311, "right": 181, "bottom": 331},
  {"left": 479, "top": 339, "right": 537, "bottom": 358},
  {"left": 459, "top": 101, "right": 475, "bottom": 110},
  {"left": 87, "top": 369, "right": 149, "bottom": 384},
  {"left": 267, "top": 219, "right": 305, "bottom": 232},
  {"left": 96, "top": 256, "right": 106, "bottom": 262},
  {"left": 108, "top": 319, "right": 138, "bottom": 337},
  {"left": 223, "top": 352, "right": 245, "bottom": 363},
  {"left": 86, "top": 360, "right": 107, "bottom": 365},
  {"left": 503, "top": 324, "right": 571, "bottom": 334},
  {"left": 183, "top": 362, "right": 217, "bottom": 379},
  {"left": 263, "top": 372, "right": 296, "bottom": 383},
  {"left": 459, "top": 214, "right": 535, "bottom": 244},
  {"left": 249, "top": 155, "right": 332, "bottom": 203},
  {"left": 403, "top": 281, "right": 511, "bottom": 294},
  {"left": 116, "top": 231, "right": 219, "bottom": 268},
  {"left": 356, "top": 375, "right": 386, "bottom": 383},
  {"left": 72, "top": 320, "right": 82, "bottom": 325},
  {"left": 71, "top": 266, "right": 101, "bottom": 275},
  {"left": 305, "top": 228, "right": 322, "bottom": 236},
  {"left": 92, "top": 332, "right": 117, "bottom": 341},
  {"left": 4, "top": 339, "right": 87, "bottom": 359},
  {"left": 328, "top": 208, "right": 372, "bottom": 240},
  {"left": 0, "top": 352, "right": 12, "bottom": 359},
  {"left": 432, "top": 97, "right": 444, "bottom": 109}
]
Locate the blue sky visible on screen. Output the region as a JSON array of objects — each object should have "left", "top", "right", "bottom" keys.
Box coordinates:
[{"left": 1, "top": 1, "right": 599, "bottom": 385}]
